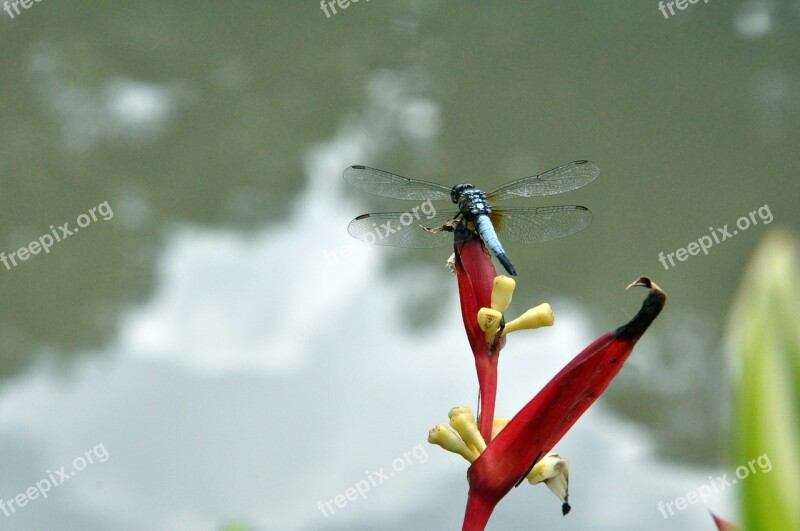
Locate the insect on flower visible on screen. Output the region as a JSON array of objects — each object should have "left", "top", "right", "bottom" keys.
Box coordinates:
[{"left": 343, "top": 161, "right": 599, "bottom": 276}]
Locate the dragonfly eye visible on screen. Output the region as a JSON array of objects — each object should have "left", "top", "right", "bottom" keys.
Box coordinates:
[{"left": 451, "top": 183, "right": 475, "bottom": 203}]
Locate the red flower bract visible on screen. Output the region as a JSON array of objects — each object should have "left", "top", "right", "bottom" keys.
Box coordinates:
[
  {"left": 453, "top": 225, "right": 506, "bottom": 443},
  {"left": 710, "top": 512, "right": 739, "bottom": 531},
  {"left": 452, "top": 225, "right": 666, "bottom": 530}
]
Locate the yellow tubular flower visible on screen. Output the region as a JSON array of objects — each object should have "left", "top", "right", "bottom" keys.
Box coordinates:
[
  {"left": 527, "top": 453, "right": 571, "bottom": 515},
  {"left": 490, "top": 276, "right": 516, "bottom": 314},
  {"left": 477, "top": 308, "right": 503, "bottom": 340},
  {"left": 491, "top": 417, "right": 510, "bottom": 440},
  {"left": 501, "top": 303, "right": 554, "bottom": 336},
  {"left": 448, "top": 406, "right": 487, "bottom": 455},
  {"left": 428, "top": 424, "right": 479, "bottom": 463}
]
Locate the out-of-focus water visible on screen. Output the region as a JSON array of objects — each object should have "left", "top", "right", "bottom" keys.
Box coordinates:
[{"left": 0, "top": 2, "right": 797, "bottom": 529}]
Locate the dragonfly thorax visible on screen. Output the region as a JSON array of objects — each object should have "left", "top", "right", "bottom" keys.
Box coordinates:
[
  {"left": 452, "top": 185, "right": 491, "bottom": 219},
  {"left": 450, "top": 183, "right": 475, "bottom": 204}
]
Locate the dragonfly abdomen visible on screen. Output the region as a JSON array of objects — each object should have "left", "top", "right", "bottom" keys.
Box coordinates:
[{"left": 475, "top": 214, "right": 517, "bottom": 276}]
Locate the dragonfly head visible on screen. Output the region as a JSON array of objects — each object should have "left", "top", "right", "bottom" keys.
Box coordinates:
[{"left": 451, "top": 183, "right": 475, "bottom": 204}]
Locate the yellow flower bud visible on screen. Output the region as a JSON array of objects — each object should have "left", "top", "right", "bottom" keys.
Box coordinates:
[
  {"left": 491, "top": 276, "right": 516, "bottom": 314},
  {"left": 447, "top": 406, "right": 472, "bottom": 420},
  {"left": 477, "top": 308, "right": 502, "bottom": 340},
  {"left": 448, "top": 406, "right": 487, "bottom": 455},
  {"left": 428, "top": 424, "right": 479, "bottom": 463},
  {"left": 527, "top": 453, "right": 571, "bottom": 515},
  {"left": 501, "top": 303, "right": 554, "bottom": 336},
  {"left": 491, "top": 417, "right": 510, "bottom": 440}
]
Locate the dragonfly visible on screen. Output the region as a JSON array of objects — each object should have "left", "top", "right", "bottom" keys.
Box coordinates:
[{"left": 343, "top": 160, "right": 600, "bottom": 276}]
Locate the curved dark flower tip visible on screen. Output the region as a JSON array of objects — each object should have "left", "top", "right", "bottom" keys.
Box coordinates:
[
  {"left": 622, "top": 276, "right": 666, "bottom": 337},
  {"left": 458, "top": 277, "right": 666, "bottom": 530}
]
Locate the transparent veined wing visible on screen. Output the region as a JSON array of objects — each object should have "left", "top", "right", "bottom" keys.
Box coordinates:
[
  {"left": 347, "top": 210, "right": 459, "bottom": 248},
  {"left": 343, "top": 165, "right": 453, "bottom": 201},
  {"left": 490, "top": 205, "right": 592, "bottom": 244},
  {"left": 486, "top": 160, "right": 600, "bottom": 202}
]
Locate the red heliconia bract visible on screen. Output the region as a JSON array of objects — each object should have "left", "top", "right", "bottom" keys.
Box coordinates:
[
  {"left": 453, "top": 226, "right": 506, "bottom": 443},
  {"left": 452, "top": 224, "right": 666, "bottom": 531}
]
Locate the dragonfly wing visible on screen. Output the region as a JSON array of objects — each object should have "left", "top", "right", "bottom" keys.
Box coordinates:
[
  {"left": 347, "top": 210, "right": 459, "bottom": 248},
  {"left": 490, "top": 206, "right": 592, "bottom": 244},
  {"left": 487, "top": 160, "right": 600, "bottom": 201},
  {"left": 343, "top": 166, "right": 453, "bottom": 201}
]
